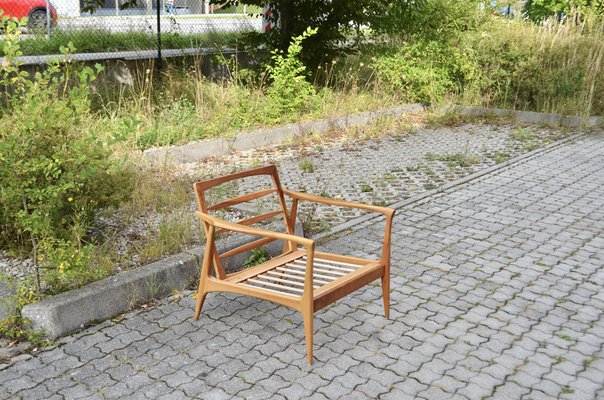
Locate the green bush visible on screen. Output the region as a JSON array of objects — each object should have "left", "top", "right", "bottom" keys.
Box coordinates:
[
  {"left": 469, "top": 19, "right": 604, "bottom": 115},
  {"left": 267, "top": 27, "right": 319, "bottom": 116},
  {"left": 0, "top": 19, "right": 134, "bottom": 292},
  {"left": 524, "top": 0, "right": 604, "bottom": 22},
  {"left": 371, "top": 40, "right": 478, "bottom": 104}
]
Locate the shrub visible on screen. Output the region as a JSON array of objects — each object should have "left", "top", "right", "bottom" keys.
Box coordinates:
[
  {"left": 267, "top": 27, "right": 319, "bottom": 116},
  {"left": 371, "top": 40, "right": 478, "bottom": 104},
  {"left": 0, "top": 18, "right": 135, "bottom": 292},
  {"left": 469, "top": 18, "right": 604, "bottom": 115}
]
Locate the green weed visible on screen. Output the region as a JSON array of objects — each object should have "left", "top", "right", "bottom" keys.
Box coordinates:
[
  {"left": 243, "top": 247, "right": 269, "bottom": 268},
  {"left": 299, "top": 158, "right": 315, "bottom": 173}
]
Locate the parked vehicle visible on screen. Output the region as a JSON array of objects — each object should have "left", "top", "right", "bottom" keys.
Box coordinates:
[{"left": 0, "top": 0, "right": 57, "bottom": 30}]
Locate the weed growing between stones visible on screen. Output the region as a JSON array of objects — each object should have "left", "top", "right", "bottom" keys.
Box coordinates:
[{"left": 299, "top": 158, "right": 315, "bottom": 173}]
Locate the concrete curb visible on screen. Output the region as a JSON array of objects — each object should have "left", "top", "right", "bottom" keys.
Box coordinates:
[
  {"left": 3, "top": 47, "right": 238, "bottom": 67},
  {"left": 141, "top": 104, "right": 426, "bottom": 166},
  {"left": 22, "top": 224, "right": 302, "bottom": 338},
  {"left": 141, "top": 104, "right": 602, "bottom": 167}
]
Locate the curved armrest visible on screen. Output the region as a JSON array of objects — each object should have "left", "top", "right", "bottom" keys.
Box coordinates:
[
  {"left": 283, "top": 190, "right": 395, "bottom": 218},
  {"left": 283, "top": 190, "right": 395, "bottom": 265},
  {"left": 196, "top": 211, "right": 315, "bottom": 249}
]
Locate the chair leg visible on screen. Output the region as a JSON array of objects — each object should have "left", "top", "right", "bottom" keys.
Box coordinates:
[
  {"left": 194, "top": 288, "right": 207, "bottom": 321},
  {"left": 303, "top": 310, "right": 314, "bottom": 365},
  {"left": 381, "top": 275, "right": 390, "bottom": 319}
]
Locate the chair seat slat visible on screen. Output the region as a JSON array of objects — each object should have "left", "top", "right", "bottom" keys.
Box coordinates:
[
  {"left": 274, "top": 267, "right": 331, "bottom": 285},
  {"left": 287, "top": 262, "right": 347, "bottom": 277},
  {"left": 245, "top": 278, "right": 304, "bottom": 293},
  {"left": 302, "top": 256, "right": 362, "bottom": 269},
  {"left": 284, "top": 264, "right": 339, "bottom": 281}
]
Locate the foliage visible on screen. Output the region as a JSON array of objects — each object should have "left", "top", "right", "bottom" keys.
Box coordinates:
[
  {"left": 372, "top": 0, "right": 486, "bottom": 42},
  {"left": 468, "top": 18, "right": 604, "bottom": 115},
  {"left": 524, "top": 0, "right": 604, "bottom": 21},
  {"left": 267, "top": 27, "right": 318, "bottom": 116},
  {"left": 367, "top": 0, "right": 603, "bottom": 115},
  {"left": 0, "top": 19, "right": 135, "bottom": 293},
  {"left": 0, "top": 314, "right": 47, "bottom": 344},
  {"left": 371, "top": 40, "right": 479, "bottom": 104},
  {"left": 243, "top": 247, "right": 268, "bottom": 267},
  {"left": 214, "top": 0, "right": 398, "bottom": 68}
]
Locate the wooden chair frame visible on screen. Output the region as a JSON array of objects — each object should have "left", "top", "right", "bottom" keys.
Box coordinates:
[{"left": 193, "top": 165, "right": 395, "bottom": 364}]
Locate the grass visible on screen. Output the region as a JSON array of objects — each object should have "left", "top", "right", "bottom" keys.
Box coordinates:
[
  {"left": 490, "top": 151, "right": 511, "bottom": 164},
  {"left": 3, "top": 29, "right": 245, "bottom": 56},
  {"left": 511, "top": 127, "right": 538, "bottom": 143},
  {"left": 299, "top": 158, "right": 315, "bottom": 173},
  {"left": 89, "top": 60, "right": 402, "bottom": 151},
  {"left": 425, "top": 152, "right": 481, "bottom": 168}
]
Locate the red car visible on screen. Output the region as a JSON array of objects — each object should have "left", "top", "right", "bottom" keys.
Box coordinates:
[{"left": 0, "top": 0, "right": 57, "bottom": 30}]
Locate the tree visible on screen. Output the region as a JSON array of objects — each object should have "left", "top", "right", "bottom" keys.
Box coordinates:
[
  {"left": 524, "top": 0, "right": 604, "bottom": 21},
  {"left": 215, "top": 0, "right": 391, "bottom": 67}
]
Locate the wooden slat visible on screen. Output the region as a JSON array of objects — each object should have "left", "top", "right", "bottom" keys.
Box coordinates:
[
  {"left": 256, "top": 274, "right": 319, "bottom": 289},
  {"left": 246, "top": 278, "right": 304, "bottom": 293},
  {"left": 194, "top": 165, "right": 277, "bottom": 192},
  {"left": 313, "top": 251, "right": 377, "bottom": 265},
  {"left": 267, "top": 270, "right": 305, "bottom": 282},
  {"left": 220, "top": 236, "right": 277, "bottom": 259},
  {"left": 313, "top": 258, "right": 362, "bottom": 268},
  {"left": 206, "top": 278, "right": 301, "bottom": 309},
  {"left": 274, "top": 267, "right": 331, "bottom": 285},
  {"left": 208, "top": 188, "right": 277, "bottom": 211},
  {"left": 239, "top": 282, "right": 303, "bottom": 300},
  {"left": 286, "top": 263, "right": 346, "bottom": 277},
  {"left": 227, "top": 251, "right": 303, "bottom": 283},
  {"left": 292, "top": 259, "right": 355, "bottom": 273},
  {"left": 215, "top": 210, "right": 282, "bottom": 234},
  {"left": 312, "top": 261, "right": 357, "bottom": 272},
  {"left": 284, "top": 264, "right": 339, "bottom": 281},
  {"left": 256, "top": 274, "right": 305, "bottom": 287},
  {"left": 313, "top": 262, "right": 382, "bottom": 298}
]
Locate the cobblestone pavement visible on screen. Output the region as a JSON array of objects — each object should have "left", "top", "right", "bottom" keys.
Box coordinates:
[
  {"left": 187, "top": 122, "right": 569, "bottom": 233},
  {"left": 1, "top": 131, "right": 603, "bottom": 399}
]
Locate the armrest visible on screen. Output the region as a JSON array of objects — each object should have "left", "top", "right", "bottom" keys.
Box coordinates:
[
  {"left": 196, "top": 211, "right": 315, "bottom": 250},
  {"left": 283, "top": 190, "right": 395, "bottom": 265},
  {"left": 283, "top": 190, "right": 395, "bottom": 218}
]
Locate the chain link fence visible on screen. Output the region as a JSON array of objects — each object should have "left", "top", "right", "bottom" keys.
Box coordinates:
[{"left": 0, "top": 0, "right": 262, "bottom": 63}]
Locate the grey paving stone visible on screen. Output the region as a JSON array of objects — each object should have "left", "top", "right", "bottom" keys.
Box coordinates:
[{"left": 4, "top": 129, "right": 604, "bottom": 399}]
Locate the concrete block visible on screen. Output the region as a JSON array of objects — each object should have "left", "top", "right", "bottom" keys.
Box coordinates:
[
  {"left": 0, "top": 280, "right": 16, "bottom": 321},
  {"left": 142, "top": 137, "right": 228, "bottom": 166}
]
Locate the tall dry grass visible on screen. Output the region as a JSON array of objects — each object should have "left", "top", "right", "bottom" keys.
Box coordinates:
[{"left": 468, "top": 14, "right": 604, "bottom": 117}]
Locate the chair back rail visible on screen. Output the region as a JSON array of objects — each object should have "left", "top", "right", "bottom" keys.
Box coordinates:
[{"left": 193, "top": 165, "right": 296, "bottom": 278}]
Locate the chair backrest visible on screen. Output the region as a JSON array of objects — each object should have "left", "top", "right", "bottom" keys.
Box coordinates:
[{"left": 193, "top": 165, "right": 295, "bottom": 278}]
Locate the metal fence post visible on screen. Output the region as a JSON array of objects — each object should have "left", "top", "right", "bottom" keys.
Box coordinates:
[
  {"left": 156, "top": 0, "right": 162, "bottom": 78},
  {"left": 45, "top": 0, "right": 51, "bottom": 38}
]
